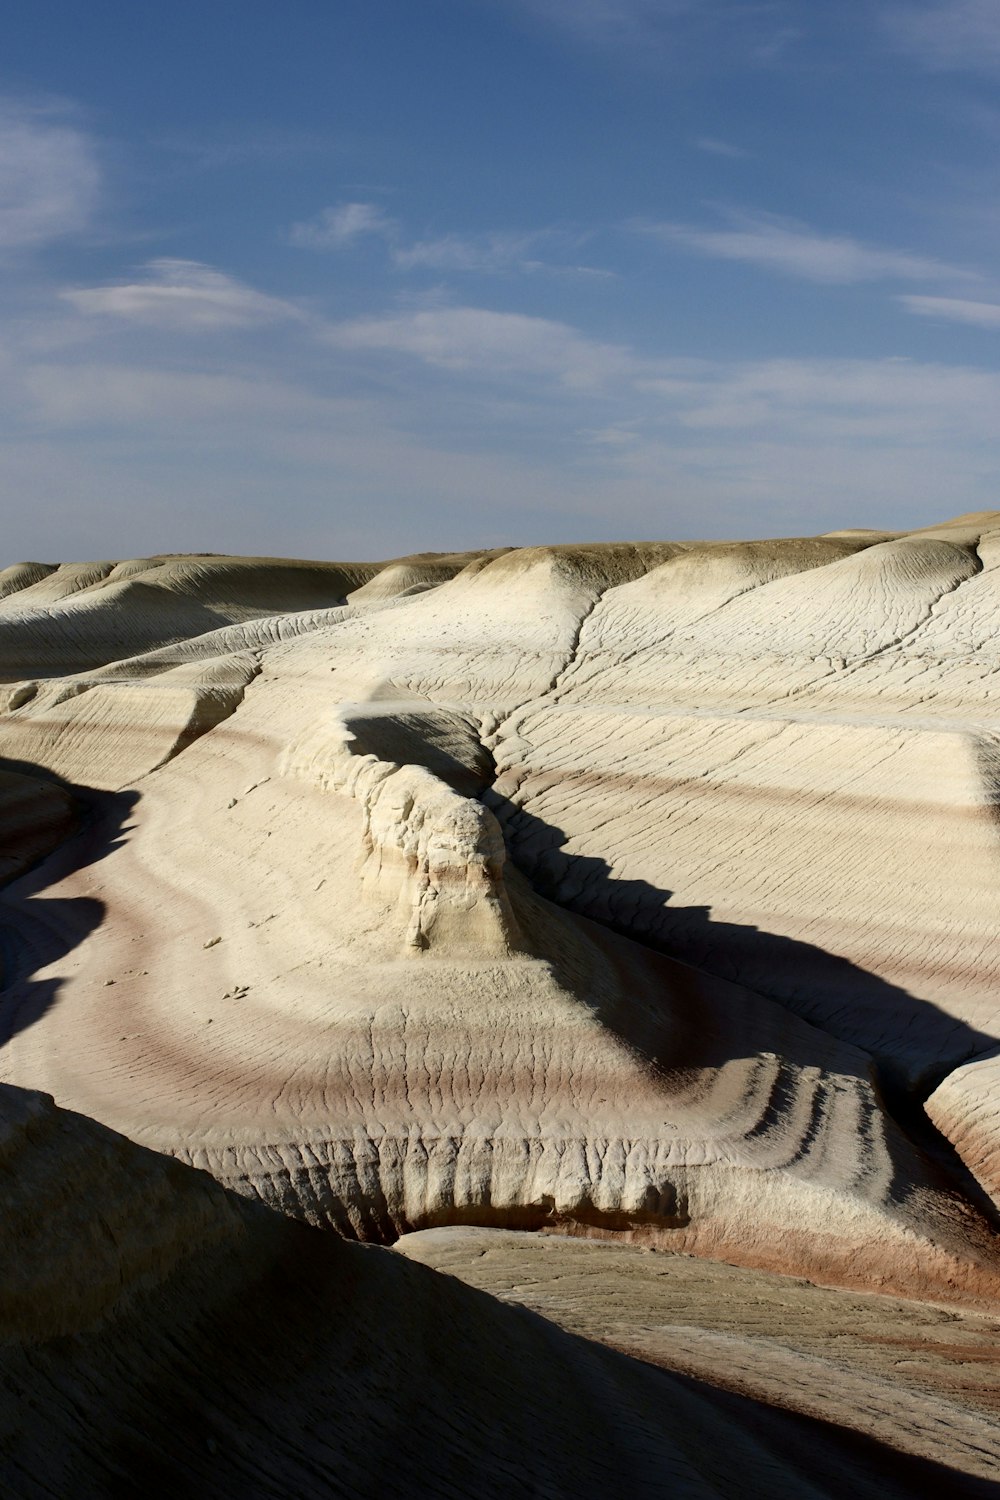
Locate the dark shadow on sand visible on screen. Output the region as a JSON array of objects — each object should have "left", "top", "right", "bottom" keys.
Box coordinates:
[
  {"left": 2, "top": 1103, "right": 993, "bottom": 1500},
  {"left": 0, "top": 759, "right": 139, "bottom": 1046},
  {"left": 484, "top": 787, "right": 1000, "bottom": 1218},
  {"left": 328, "top": 706, "right": 999, "bottom": 1209}
]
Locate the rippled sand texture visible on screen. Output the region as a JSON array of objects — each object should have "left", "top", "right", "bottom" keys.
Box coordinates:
[{"left": 2, "top": 523, "right": 1000, "bottom": 1495}]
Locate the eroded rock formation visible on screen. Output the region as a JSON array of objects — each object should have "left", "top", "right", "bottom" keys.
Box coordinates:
[{"left": 2, "top": 523, "right": 1000, "bottom": 1493}]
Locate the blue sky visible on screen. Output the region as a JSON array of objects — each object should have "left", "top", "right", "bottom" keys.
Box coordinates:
[{"left": 3, "top": 0, "right": 1000, "bottom": 559}]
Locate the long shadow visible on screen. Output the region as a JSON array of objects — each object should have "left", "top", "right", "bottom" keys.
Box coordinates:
[
  {"left": 338, "top": 708, "right": 1000, "bottom": 1096},
  {"left": 5, "top": 1095, "right": 995, "bottom": 1497},
  {"left": 101, "top": 1225, "right": 1000, "bottom": 1498},
  {"left": 0, "top": 758, "right": 139, "bottom": 1046},
  {"left": 69, "top": 1250, "right": 1000, "bottom": 1498},
  {"left": 0, "top": 581, "right": 232, "bottom": 679},
  {"left": 330, "top": 707, "right": 999, "bottom": 1202},
  {"left": 484, "top": 787, "right": 1000, "bottom": 1212}
]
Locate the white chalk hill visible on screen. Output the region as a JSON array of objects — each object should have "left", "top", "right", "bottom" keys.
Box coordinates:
[{"left": 1, "top": 528, "right": 999, "bottom": 1312}]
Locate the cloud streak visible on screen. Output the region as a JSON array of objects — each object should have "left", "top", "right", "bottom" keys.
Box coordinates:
[
  {"left": 7, "top": 269, "right": 1000, "bottom": 556},
  {"left": 288, "top": 201, "right": 396, "bottom": 249},
  {"left": 392, "top": 228, "right": 609, "bottom": 277},
  {"left": 646, "top": 210, "right": 972, "bottom": 284},
  {"left": 499, "top": 0, "right": 802, "bottom": 72},
  {"left": 693, "top": 136, "right": 750, "bottom": 158},
  {"left": 9, "top": 337, "right": 1000, "bottom": 555},
  {"left": 324, "top": 305, "right": 635, "bottom": 387},
  {"left": 0, "top": 100, "right": 100, "bottom": 251},
  {"left": 62, "top": 259, "right": 302, "bottom": 331},
  {"left": 506, "top": 0, "right": 700, "bottom": 48},
  {"left": 644, "top": 355, "right": 1000, "bottom": 438},
  {"left": 393, "top": 231, "right": 552, "bottom": 273},
  {"left": 288, "top": 205, "right": 607, "bottom": 278},
  {"left": 900, "top": 294, "right": 1000, "bottom": 329},
  {"left": 884, "top": 1, "right": 1000, "bottom": 72}
]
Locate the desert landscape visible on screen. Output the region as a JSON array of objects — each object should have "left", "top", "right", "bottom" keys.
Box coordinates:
[{"left": 2, "top": 516, "right": 1000, "bottom": 1494}]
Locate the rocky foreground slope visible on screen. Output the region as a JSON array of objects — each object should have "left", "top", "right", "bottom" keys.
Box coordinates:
[{"left": 2, "top": 520, "right": 1000, "bottom": 1494}]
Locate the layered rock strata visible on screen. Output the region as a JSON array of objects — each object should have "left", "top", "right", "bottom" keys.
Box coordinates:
[
  {"left": 14, "top": 1083, "right": 968, "bottom": 1499},
  {"left": 1, "top": 529, "right": 999, "bottom": 1308}
]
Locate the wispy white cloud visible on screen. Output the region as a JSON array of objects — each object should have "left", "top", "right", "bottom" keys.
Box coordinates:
[
  {"left": 900, "top": 294, "right": 1000, "bottom": 328},
  {"left": 155, "top": 126, "right": 339, "bottom": 171},
  {"left": 21, "top": 362, "right": 340, "bottom": 426},
  {"left": 394, "top": 231, "right": 549, "bottom": 273},
  {"left": 507, "top": 0, "right": 699, "bottom": 47},
  {"left": 499, "top": 0, "right": 800, "bottom": 71},
  {"left": 750, "top": 25, "right": 802, "bottom": 64},
  {"left": 884, "top": 1, "right": 1000, "bottom": 72},
  {"left": 321, "top": 300, "right": 1000, "bottom": 464},
  {"left": 646, "top": 209, "right": 972, "bottom": 284},
  {"left": 11, "top": 342, "right": 1000, "bottom": 551},
  {"left": 288, "top": 200, "right": 396, "bottom": 249},
  {"left": 288, "top": 205, "right": 607, "bottom": 277},
  {"left": 642, "top": 356, "right": 1000, "bottom": 438},
  {"left": 6, "top": 276, "right": 1000, "bottom": 554},
  {"left": 324, "top": 305, "right": 636, "bottom": 387},
  {"left": 61, "top": 259, "right": 301, "bottom": 331},
  {"left": 392, "top": 228, "right": 610, "bottom": 277},
  {"left": 0, "top": 100, "right": 100, "bottom": 250},
  {"left": 693, "top": 136, "right": 750, "bottom": 158}
]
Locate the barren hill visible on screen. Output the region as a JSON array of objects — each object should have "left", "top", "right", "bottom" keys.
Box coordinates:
[{"left": 2, "top": 519, "right": 1000, "bottom": 1495}]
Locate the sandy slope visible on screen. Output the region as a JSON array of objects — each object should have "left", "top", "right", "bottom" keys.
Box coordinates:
[
  {"left": 14, "top": 1083, "right": 975, "bottom": 1500},
  {"left": 398, "top": 1225, "right": 1000, "bottom": 1484},
  {"left": 2, "top": 524, "right": 1000, "bottom": 1491}
]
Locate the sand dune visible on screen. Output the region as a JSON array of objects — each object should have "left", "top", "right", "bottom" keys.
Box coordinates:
[{"left": 2, "top": 522, "right": 1000, "bottom": 1492}]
